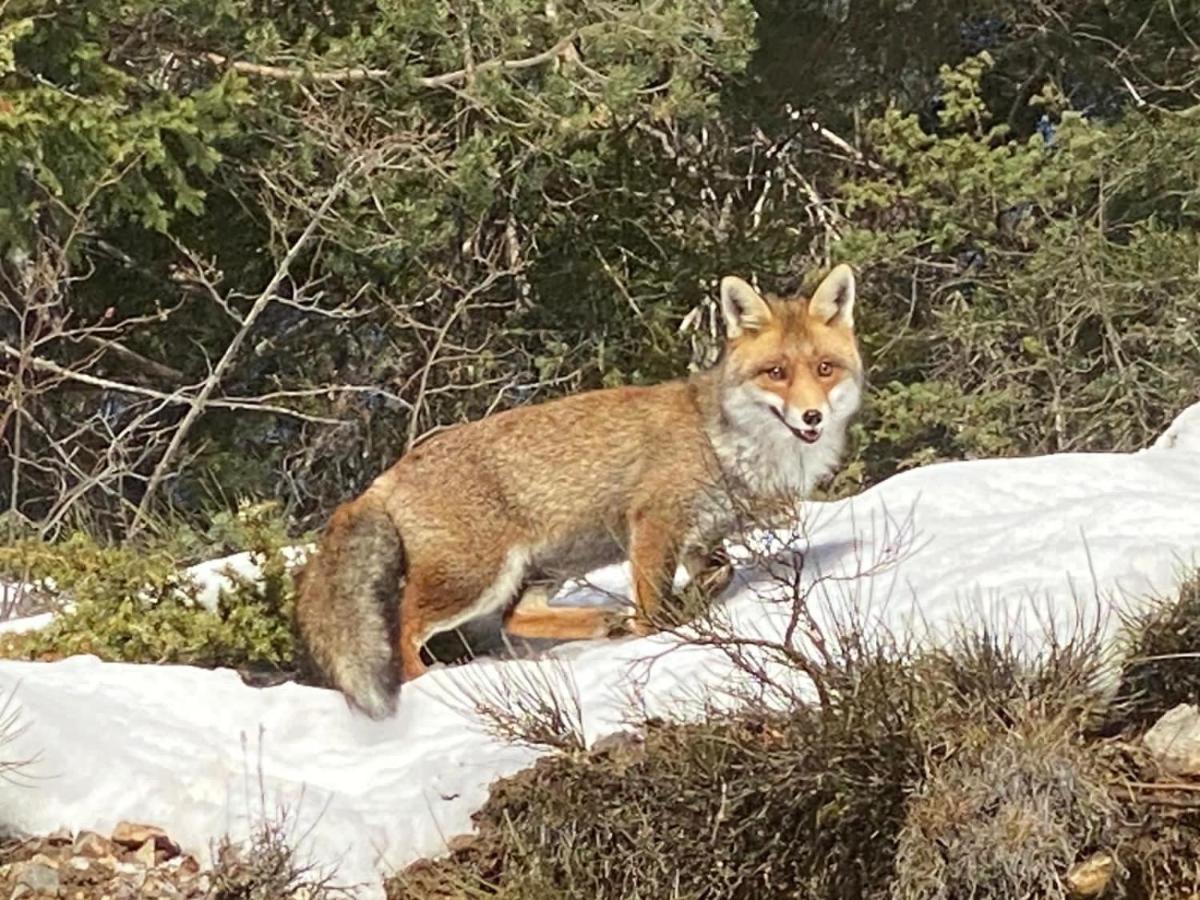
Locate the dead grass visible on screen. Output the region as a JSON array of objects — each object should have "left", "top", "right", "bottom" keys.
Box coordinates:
[
  {"left": 208, "top": 815, "right": 357, "bottom": 900},
  {"left": 1113, "top": 571, "right": 1200, "bottom": 731},
  {"left": 391, "top": 569, "right": 1200, "bottom": 900}
]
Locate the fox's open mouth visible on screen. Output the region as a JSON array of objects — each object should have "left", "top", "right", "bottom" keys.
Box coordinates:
[{"left": 769, "top": 407, "right": 821, "bottom": 444}]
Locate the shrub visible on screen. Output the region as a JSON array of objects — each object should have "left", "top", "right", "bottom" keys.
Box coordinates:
[
  {"left": 838, "top": 54, "right": 1200, "bottom": 484},
  {"left": 893, "top": 714, "right": 1124, "bottom": 900},
  {"left": 209, "top": 817, "right": 355, "bottom": 900},
  {"left": 0, "top": 502, "right": 299, "bottom": 672},
  {"left": 1112, "top": 571, "right": 1200, "bottom": 731},
  {"left": 389, "top": 621, "right": 1124, "bottom": 899}
]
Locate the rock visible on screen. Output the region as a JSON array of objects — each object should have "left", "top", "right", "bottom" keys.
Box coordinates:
[
  {"left": 1067, "top": 852, "right": 1115, "bottom": 897},
  {"left": 44, "top": 827, "right": 72, "bottom": 846},
  {"left": 111, "top": 821, "right": 179, "bottom": 858},
  {"left": 135, "top": 838, "right": 158, "bottom": 868},
  {"left": 446, "top": 833, "right": 477, "bottom": 854},
  {"left": 592, "top": 729, "right": 645, "bottom": 756},
  {"left": 13, "top": 860, "right": 59, "bottom": 894},
  {"left": 175, "top": 855, "right": 200, "bottom": 877},
  {"left": 1143, "top": 703, "right": 1200, "bottom": 777},
  {"left": 73, "top": 830, "right": 112, "bottom": 859}
]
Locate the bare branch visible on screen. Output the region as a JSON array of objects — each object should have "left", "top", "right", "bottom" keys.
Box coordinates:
[
  {"left": 0, "top": 342, "right": 344, "bottom": 425},
  {"left": 129, "top": 166, "right": 358, "bottom": 533},
  {"left": 197, "top": 25, "right": 593, "bottom": 89}
]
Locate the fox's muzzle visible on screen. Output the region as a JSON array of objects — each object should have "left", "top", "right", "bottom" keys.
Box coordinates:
[{"left": 769, "top": 406, "right": 821, "bottom": 444}]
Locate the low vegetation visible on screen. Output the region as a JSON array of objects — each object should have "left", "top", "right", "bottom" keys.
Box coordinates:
[
  {"left": 1113, "top": 574, "right": 1200, "bottom": 730},
  {"left": 0, "top": 502, "right": 300, "bottom": 675},
  {"left": 208, "top": 817, "right": 356, "bottom": 900},
  {"left": 389, "top": 573, "right": 1200, "bottom": 900}
]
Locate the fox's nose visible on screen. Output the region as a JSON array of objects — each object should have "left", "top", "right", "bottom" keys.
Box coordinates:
[{"left": 802, "top": 409, "right": 823, "bottom": 427}]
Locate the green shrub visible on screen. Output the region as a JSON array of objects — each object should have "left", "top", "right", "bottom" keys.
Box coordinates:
[{"left": 0, "top": 502, "right": 299, "bottom": 672}]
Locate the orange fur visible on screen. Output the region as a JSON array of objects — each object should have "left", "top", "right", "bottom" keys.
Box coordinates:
[{"left": 295, "top": 265, "right": 864, "bottom": 717}]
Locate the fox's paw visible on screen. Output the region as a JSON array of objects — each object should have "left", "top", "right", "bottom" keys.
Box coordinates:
[
  {"left": 604, "top": 606, "right": 650, "bottom": 638},
  {"left": 623, "top": 612, "right": 658, "bottom": 638}
]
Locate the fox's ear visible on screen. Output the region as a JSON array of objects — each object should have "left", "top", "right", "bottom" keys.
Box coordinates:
[
  {"left": 808, "top": 264, "right": 856, "bottom": 327},
  {"left": 719, "top": 276, "right": 773, "bottom": 339}
]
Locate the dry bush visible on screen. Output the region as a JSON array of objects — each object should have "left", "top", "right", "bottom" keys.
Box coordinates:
[
  {"left": 390, "top": 534, "right": 1200, "bottom": 899},
  {"left": 394, "top": 646, "right": 1119, "bottom": 899},
  {"left": 1112, "top": 572, "right": 1200, "bottom": 731},
  {"left": 208, "top": 816, "right": 356, "bottom": 900},
  {"left": 894, "top": 714, "right": 1125, "bottom": 900},
  {"left": 1122, "top": 802, "right": 1200, "bottom": 900},
  {"left": 441, "top": 656, "right": 587, "bottom": 754},
  {"left": 392, "top": 592, "right": 1124, "bottom": 898},
  {"left": 209, "top": 736, "right": 357, "bottom": 900},
  {"left": 385, "top": 507, "right": 1200, "bottom": 900}
]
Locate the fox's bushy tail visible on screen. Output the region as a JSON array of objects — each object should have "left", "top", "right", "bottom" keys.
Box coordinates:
[{"left": 295, "top": 496, "right": 404, "bottom": 719}]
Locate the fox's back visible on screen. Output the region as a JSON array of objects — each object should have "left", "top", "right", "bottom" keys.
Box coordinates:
[{"left": 374, "top": 378, "right": 716, "bottom": 550}]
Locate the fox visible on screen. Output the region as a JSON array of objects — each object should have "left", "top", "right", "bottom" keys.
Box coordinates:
[{"left": 295, "top": 264, "right": 863, "bottom": 718}]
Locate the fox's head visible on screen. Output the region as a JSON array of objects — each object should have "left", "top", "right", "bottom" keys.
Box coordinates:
[{"left": 716, "top": 264, "right": 863, "bottom": 452}]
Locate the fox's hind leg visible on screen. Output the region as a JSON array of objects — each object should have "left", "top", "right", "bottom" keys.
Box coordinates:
[
  {"left": 682, "top": 545, "right": 735, "bottom": 599},
  {"left": 502, "top": 583, "right": 630, "bottom": 641},
  {"left": 399, "top": 545, "right": 535, "bottom": 680},
  {"left": 397, "top": 579, "right": 434, "bottom": 681}
]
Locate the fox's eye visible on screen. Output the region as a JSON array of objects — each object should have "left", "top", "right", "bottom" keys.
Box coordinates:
[
  {"left": 817, "top": 360, "right": 835, "bottom": 378},
  {"left": 765, "top": 366, "right": 787, "bottom": 381}
]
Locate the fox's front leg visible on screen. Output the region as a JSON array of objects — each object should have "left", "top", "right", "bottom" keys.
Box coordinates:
[{"left": 627, "top": 510, "right": 681, "bottom": 636}]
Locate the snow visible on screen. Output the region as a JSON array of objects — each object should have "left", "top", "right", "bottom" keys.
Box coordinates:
[
  {"left": 0, "top": 612, "right": 54, "bottom": 635},
  {"left": 1, "top": 417, "right": 1199, "bottom": 897},
  {"left": 181, "top": 544, "right": 311, "bottom": 610},
  {"left": 1153, "top": 400, "right": 1200, "bottom": 452}
]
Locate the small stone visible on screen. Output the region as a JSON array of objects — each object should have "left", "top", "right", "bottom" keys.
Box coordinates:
[
  {"left": 1143, "top": 703, "right": 1200, "bottom": 777},
  {"left": 446, "top": 833, "right": 477, "bottom": 854},
  {"left": 592, "top": 729, "right": 645, "bottom": 756},
  {"left": 111, "top": 822, "right": 179, "bottom": 859},
  {"left": 1067, "top": 852, "right": 1115, "bottom": 897},
  {"left": 90, "top": 853, "right": 116, "bottom": 873},
  {"left": 73, "top": 830, "right": 111, "bottom": 859},
  {"left": 135, "top": 839, "right": 157, "bottom": 868},
  {"left": 175, "top": 855, "right": 200, "bottom": 877},
  {"left": 14, "top": 860, "right": 60, "bottom": 894},
  {"left": 45, "top": 827, "right": 72, "bottom": 846},
  {"left": 68, "top": 857, "right": 91, "bottom": 872}
]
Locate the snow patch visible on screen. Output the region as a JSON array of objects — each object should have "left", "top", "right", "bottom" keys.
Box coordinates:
[
  {"left": 0, "top": 449, "right": 1198, "bottom": 897},
  {"left": 184, "top": 544, "right": 312, "bottom": 610},
  {"left": 1152, "top": 401, "right": 1200, "bottom": 452},
  {"left": 0, "top": 612, "right": 54, "bottom": 635}
]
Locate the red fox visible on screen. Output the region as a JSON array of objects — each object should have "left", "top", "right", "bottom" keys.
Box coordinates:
[{"left": 296, "top": 265, "right": 863, "bottom": 717}]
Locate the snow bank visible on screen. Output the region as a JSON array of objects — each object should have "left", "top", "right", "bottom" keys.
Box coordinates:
[
  {"left": 0, "top": 612, "right": 54, "bottom": 635},
  {"left": 1, "top": 446, "right": 1199, "bottom": 897},
  {"left": 182, "top": 544, "right": 311, "bottom": 610},
  {"left": 1153, "top": 400, "right": 1200, "bottom": 452}
]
